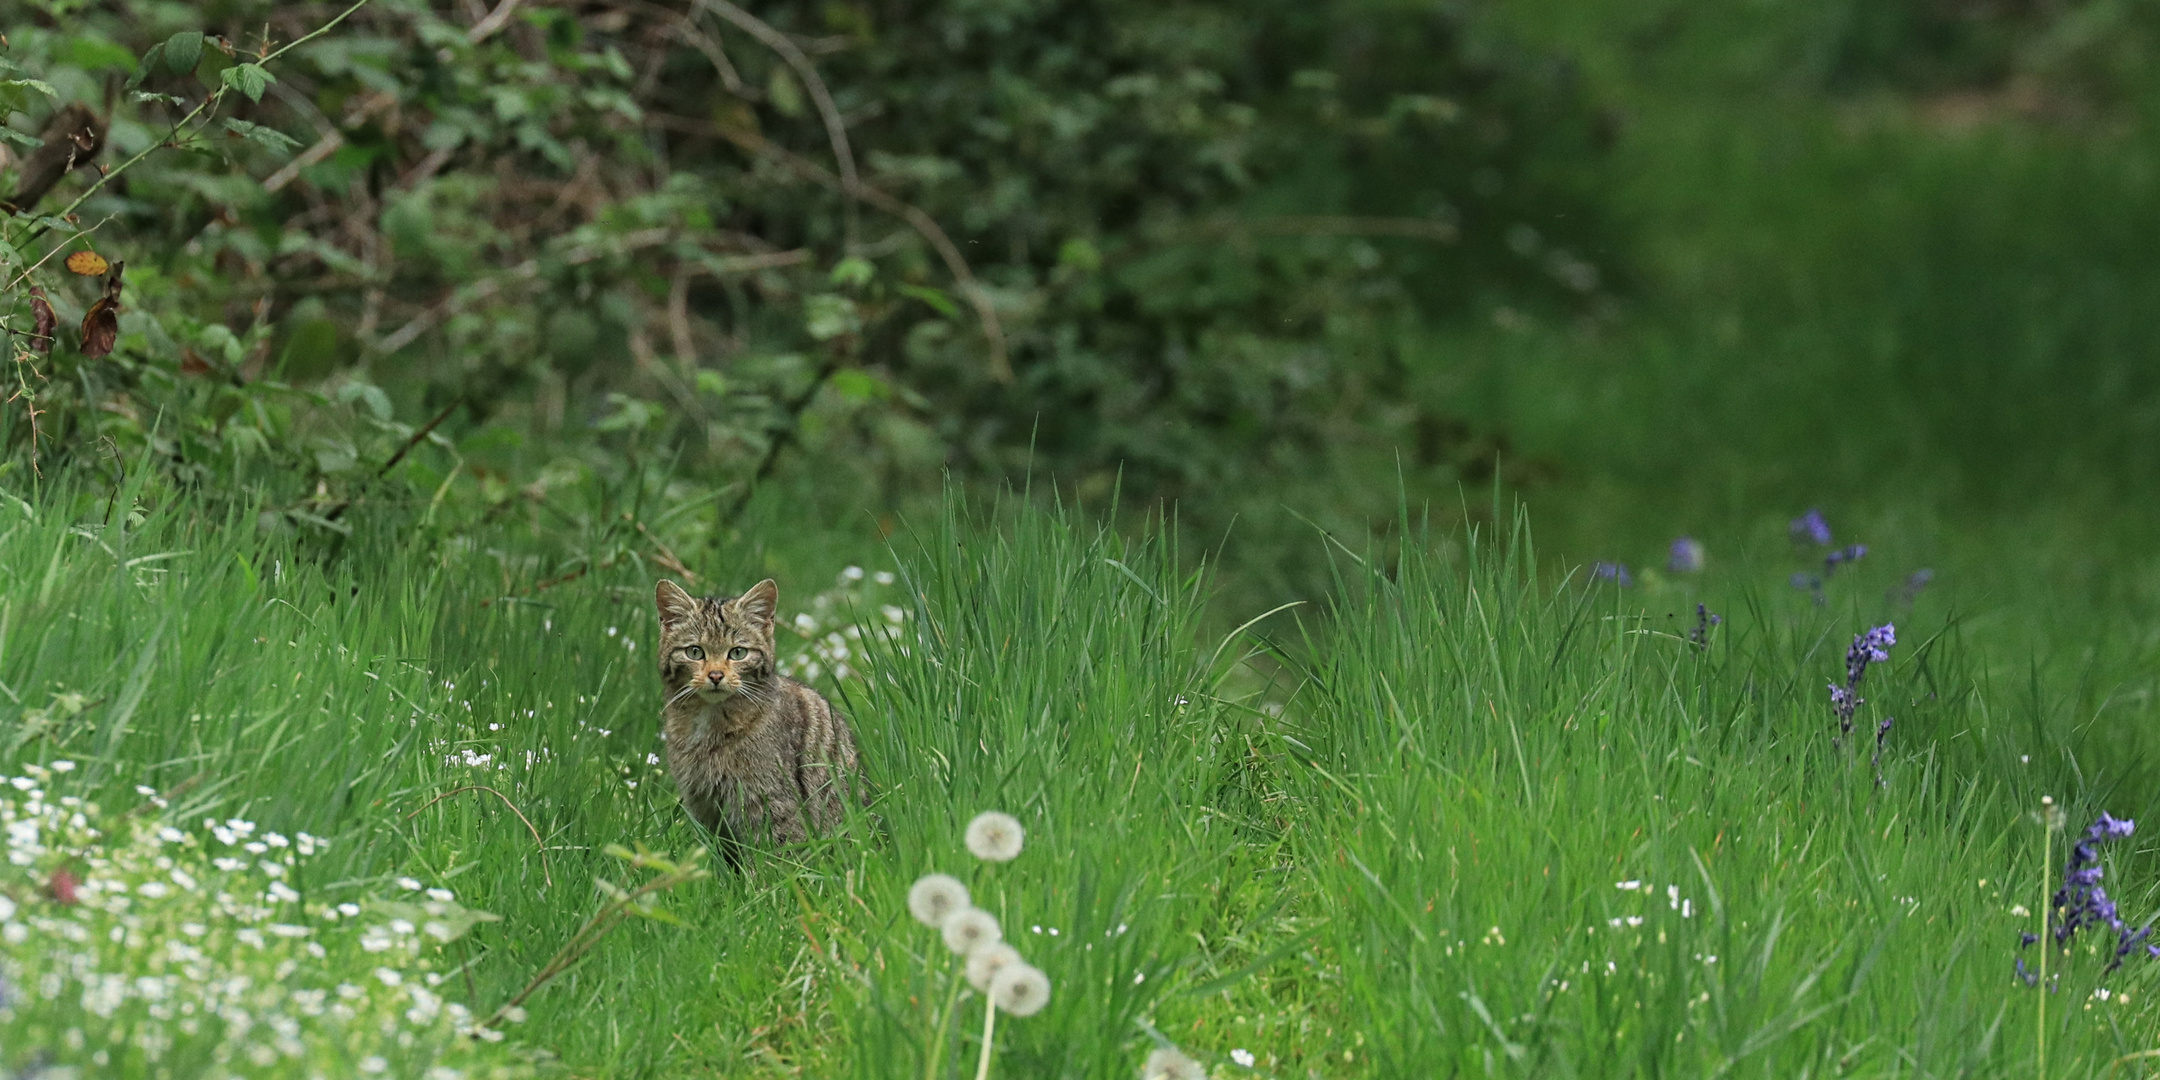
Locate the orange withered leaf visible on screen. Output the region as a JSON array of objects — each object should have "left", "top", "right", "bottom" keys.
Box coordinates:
[{"left": 64, "top": 250, "right": 109, "bottom": 276}]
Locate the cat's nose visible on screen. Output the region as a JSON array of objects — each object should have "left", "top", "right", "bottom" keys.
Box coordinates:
[{"left": 705, "top": 670, "right": 725, "bottom": 686}]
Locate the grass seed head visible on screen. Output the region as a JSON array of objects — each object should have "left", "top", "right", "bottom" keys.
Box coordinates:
[
  {"left": 908, "top": 873, "right": 970, "bottom": 928},
  {"left": 942, "top": 906, "right": 1001, "bottom": 955},
  {"left": 965, "top": 811, "right": 1025, "bottom": 862},
  {"left": 988, "top": 961, "right": 1050, "bottom": 1017}
]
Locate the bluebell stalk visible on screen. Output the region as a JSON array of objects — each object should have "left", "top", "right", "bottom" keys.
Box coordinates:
[
  {"left": 1870, "top": 716, "right": 1893, "bottom": 787},
  {"left": 1688, "top": 603, "right": 1720, "bottom": 649},
  {"left": 1828, "top": 623, "right": 1895, "bottom": 747},
  {"left": 2020, "top": 813, "right": 2159, "bottom": 984}
]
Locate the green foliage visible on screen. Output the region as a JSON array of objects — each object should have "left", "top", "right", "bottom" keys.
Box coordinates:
[{"left": 0, "top": 0, "right": 1615, "bottom": 538}]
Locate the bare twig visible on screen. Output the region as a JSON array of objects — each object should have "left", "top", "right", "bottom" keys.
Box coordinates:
[
  {"left": 633, "top": 519, "right": 698, "bottom": 582},
  {"left": 371, "top": 227, "right": 673, "bottom": 355},
  {"left": 467, "top": 0, "right": 529, "bottom": 43},
  {"left": 612, "top": 0, "right": 750, "bottom": 97},
  {"left": 405, "top": 784, "right": 553, "bottom": 887},
  {"left": 688, "top": 120, "right": 1012, "bottom": 382},
  {"left": 690, "top": 0, "right": 860, "bottom": 247},
  {"left": 1229, "top": 214, "right": 1460, "bottom": 244},
  {"left": 377, "top": 399, "right": 459, "bottom": 477},
  {"left": 478, "top": 563, "right": 590, "bottom": 608}
]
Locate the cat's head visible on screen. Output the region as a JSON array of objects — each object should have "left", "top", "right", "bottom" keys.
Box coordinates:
[{"left": 655, "top": 578, "right": 778, "bottom": 703}]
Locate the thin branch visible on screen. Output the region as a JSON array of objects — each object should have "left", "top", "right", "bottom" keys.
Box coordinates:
[
  {"left": 611, "top": 0, "right": 750, "bottom": 97},
  {"left": 467, "top": 0, "right": 530, "bottom": 43},
  {"left": 377, "top": 399, "right": 459, "bottom": 477},
  {"left": 404, "top": 784, "right": 553, "bottom": 887},
  {"left": 690, "top": 120, "right": 1012, "bottom": 382},
  {"left": 690, "top": 0, "right": 860, "bottom": 248}
]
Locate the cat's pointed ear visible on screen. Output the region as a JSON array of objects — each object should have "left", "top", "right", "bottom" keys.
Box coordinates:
[
  {"left": 732, "top": 578, "right": 778, "bottom": 629},
  {"left": 656, "top": 580, "right": 698, "bottom": 629}
]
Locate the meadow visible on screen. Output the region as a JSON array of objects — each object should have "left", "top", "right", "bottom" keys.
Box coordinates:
[{"left": 2, "top": 466, "right": 2155, "bottom": 1078}]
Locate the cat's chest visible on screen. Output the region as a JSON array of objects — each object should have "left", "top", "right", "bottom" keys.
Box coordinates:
[{"left": 667, "top": 703, "right": 788, "bottom": 775}]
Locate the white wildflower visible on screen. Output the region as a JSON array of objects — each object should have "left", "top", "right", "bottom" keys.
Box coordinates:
[
  {"left": 1231, "top": 1048, "right": 1256, "bottom": 1067},
  {"left": 965, "top": 811, "right": 1025, "bottom": 862}
]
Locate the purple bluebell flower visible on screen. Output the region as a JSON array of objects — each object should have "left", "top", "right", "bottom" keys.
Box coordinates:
[
  {"left": 2020, "top": 812, "right": 2159, "bottom": 978},
  {"left": 1790, "top": 508, "right": 1832, "bottom": 546},
  {"left": 1688, "top": 603, "right": 1720, "bottom": 649},
  {"left": 1592, "top": 562, "right": 1633, "bottom": 588},
  {"left": 1668, "top": 536, "right": 1705, "bottom": 574},
  {"left": 1890, "top": 569, "right": 1934, "bottom": 606},
  {"left": 1823, "top": 544, "right": 1868, "bottom": 576},
  {"left": 1829, "top": 623, "right": 1895, "bottom": 746}
]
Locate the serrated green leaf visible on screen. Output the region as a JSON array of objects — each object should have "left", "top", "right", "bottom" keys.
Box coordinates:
[
  {"left": 130, "top": 91, "right": 187, "bottom": 106},
  {"left": 0, "top": 126, "right": 40, "bottom": 150},
  {"left": 222, "top": 118, "right": 301, "bottom": 155},
  {"left": 0, "top": 78, "right": 58, "bottom": 101},
  {"left": 163, "top": 32, "right": 205, "bottom": 77},
  {"left": 220, "top": 62, "right": 273, "bottom": 103}
]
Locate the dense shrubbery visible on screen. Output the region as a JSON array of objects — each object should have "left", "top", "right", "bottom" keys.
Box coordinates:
[{"left": 0, "top": 0, "right": 1617, "bottom": 550}]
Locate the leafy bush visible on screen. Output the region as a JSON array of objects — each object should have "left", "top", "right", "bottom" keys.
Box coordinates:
[{"left": 0, "top": 0, "right": 1617, "bottom": 540}]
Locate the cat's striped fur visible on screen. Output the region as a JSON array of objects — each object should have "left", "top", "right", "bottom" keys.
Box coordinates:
[{"left": 654, "top": 578, "right": 861, "bottom": 847}]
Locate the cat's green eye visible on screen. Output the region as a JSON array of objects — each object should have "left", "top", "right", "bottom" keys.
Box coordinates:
[
  {"left": 683, "top": 646, "right": 704, "bottom": 661},
  {"left": 728, "top": 646, "right": 750, "bottom": 661}
]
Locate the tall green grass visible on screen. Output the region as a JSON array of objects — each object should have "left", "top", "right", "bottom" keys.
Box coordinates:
[{"left": 3, "top": 474, "right": 2156, "bottom": 1076}]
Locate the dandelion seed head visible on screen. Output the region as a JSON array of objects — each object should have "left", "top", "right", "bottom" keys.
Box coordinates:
[
  {"left": 907, "top": 874, "right": 970, "bottom": 928},
  {"left": 942, "top": 906, "right": 1002, "bottom": 956},
  {"left": 1143, "top": 1047, "right": 1208, "bottom": 1080},
  {"left": 988, "top": 960, "right": 1049, "bottom": 1016},
  {"left": 965, "top": 811, "right": 1025, "bottom": 862},
  {"left": 966, "top": 941, "right": 1023, "bottom": 992}
]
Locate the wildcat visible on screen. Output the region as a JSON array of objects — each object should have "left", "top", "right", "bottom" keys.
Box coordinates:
[{"left": 654, "top": 578, "right": 862, "bottom": 847}]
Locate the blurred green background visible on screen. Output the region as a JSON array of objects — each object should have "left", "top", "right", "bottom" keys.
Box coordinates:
[{"left": 5, "top": 0, "right": 2159, "bottom": 795}]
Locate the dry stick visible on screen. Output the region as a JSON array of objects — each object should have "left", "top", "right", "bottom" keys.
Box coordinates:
[
  {"left": 370, "top": 227, "right": 673, "bottom": 354},
  {"left": 698, "top": 122, "right": 1012, "bottom": 383},
  {"left": 466, "top": 0, "right": 530, "bottom": 43},
  {"left": 690, "top": 0, "right": 859, "bottom": 248},
  {"left": 478, "top": 564, "right": 589, "bottom": 609},
  {"left": 404, "top": 784, "right": 553, "bottom": 888},
  {"left": 632, "top": 519, "right": 698, "bottom": 583},
  {"left": 377, "top": 399, "right": 459, "bottom": 477},
  {"left": 477, "top": 861, "right": 705, "bottom": 1029},
  {"left": 611, "top": 0, "right": 750, "bottom": 96}
]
